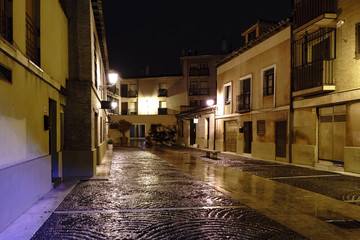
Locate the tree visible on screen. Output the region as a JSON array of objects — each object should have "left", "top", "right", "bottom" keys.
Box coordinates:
[{"left": 147, "top": 124, "right": 176, "bottom": 146}]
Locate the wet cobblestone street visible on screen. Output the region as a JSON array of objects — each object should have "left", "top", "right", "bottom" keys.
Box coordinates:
[{"left": 31, "top": 149, "right": 306, "bottom": 239}]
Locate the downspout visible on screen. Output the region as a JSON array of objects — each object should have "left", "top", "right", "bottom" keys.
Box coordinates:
[{"left": 289, "top": 23, "right": 294, "bottom": 164}]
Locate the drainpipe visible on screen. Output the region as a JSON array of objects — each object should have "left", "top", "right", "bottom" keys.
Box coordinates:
[
  {"left": 213, "top": 106, "right": 217, "bottom": 150},
  {"left": 289, "top": 23, "right": 294, "bottom": 164}
]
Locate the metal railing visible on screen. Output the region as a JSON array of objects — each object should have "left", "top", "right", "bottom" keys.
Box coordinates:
[
  {"left": 26, "top": 14, "right": 40, "bottom": 65},
  {"left": 236, "top": 93, "right": 250, "bottom": 113},
  {"left": 158, "top": 108, "right": 167, "bottom": 115},
  {"left": 293, "top": 59, "right": 334, "bottom": 92},
  {"left": 127, "top": 90, "right": 138, "bottom": 98},
  {"left": 158, "top": 89, "right": 168, "bottom": 97},
  {"left": 0, "top": 8, "right": 12, "bottom": 42},
  {"left": 294, "top": 0, "right": 337, "bottom": 28},
  {"left": 189, "top": 88, "right": 209, "bottom": 96}
]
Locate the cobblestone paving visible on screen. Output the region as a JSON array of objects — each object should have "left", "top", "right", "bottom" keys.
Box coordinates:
[{"left": 32, "top": 149, "right": 306, "bottom": 239}]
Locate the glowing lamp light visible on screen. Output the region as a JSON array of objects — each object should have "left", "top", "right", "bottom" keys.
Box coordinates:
[
  {"left": 206, "top": 99, "right": 215, "bottom": 106},
  {"left": 193, "top": 118, "right": 199, "bottom": 124},
  {"left": 108, "top": 72, "right": 118, "bottom": 85},
  {"left": 111, "top": 101, "right": 118, "bottom": 109}
]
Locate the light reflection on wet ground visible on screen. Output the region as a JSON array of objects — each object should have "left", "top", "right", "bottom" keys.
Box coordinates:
[
  {"left": 149, "top": 146, "right": 360, "bottom": 239},
  {"left": 32, "top": 149, "right": 306, "bottom": 239}
]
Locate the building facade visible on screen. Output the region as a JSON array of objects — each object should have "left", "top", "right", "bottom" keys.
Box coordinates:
[
  {"left": 180, "top": 55, "right": 222, "bottom": 109},
  {"left": 0, "top": 0, "right": 68, "bottom": 232},
  {"left": 291, "top": 0, "right": 360, "bottom": 173},
  {"left": 62, "top": 0, "right": 110, "bottom": 176},
  {"left": 109, "top": 75, "right": 185, "bottom": 144},
  {"left": 215, "top": 21, "right": 291, "bottom": 161}
]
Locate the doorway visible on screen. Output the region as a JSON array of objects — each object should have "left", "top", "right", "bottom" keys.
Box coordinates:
[
  {"left": 49, "top": 99, "right": 58, "bottom": 178},
  {"left": 205, "top": 118, "right": 210, "bottom": 148},
  {"left": 319, "top": 106, "right": 346, "bottom": 162},
  {"left": 224, "top": 120, "right": 237, "bottom": 152},
  {"left": 190, "top": 119, "right": 196, "bottom": 145},
  {"left": 275, "top": 121, "right": 287, "bottom": 158},
  {"left": 244, "top": 121, "right": 252, "bottom": 153}
]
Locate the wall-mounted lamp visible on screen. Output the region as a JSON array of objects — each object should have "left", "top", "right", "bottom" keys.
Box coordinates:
[
  {"left": 100, "top": 71, "right": 119, "bottom": 90},
  {"left": 206, "top": 99, "right": 215, "bottom": 106},
  {"left": 336, "top": 19, "right": 345, "bottom": 28},
  {"left": 193, "top": 118, "right": 199, "bottom": 124}
]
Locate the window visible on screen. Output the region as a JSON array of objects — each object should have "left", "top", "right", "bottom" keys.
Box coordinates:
[
  {"left": 248, "top": 29, "right": 257, "bottom": 42},
  {"left": 236, "top": 77, "right": 251, "bottom": 113},
  {"left": 257, "top": 120, "right": 265, "bottom": 136},
  {"left": 224, "top": 84, "right": 231, "bottom": 105},
  {"left": 356, "top": 23, "right": 360, "bottom": 57},
  {"left": 26, "top": 0, "right": 40, "bottom": 66},
  {"left": 190, "top": 100, "right": 198, "bottom": 107},
  {"left": 189, "top": 62, "right": 209, "bottom": 76},
  {"left": 121, "top": 84, "right": 128, "bottom": 97},
  {"left": 0, "top": 64, "right": 11, "bottom": 83},
  {"left": 199, "top": 81, "right": 209, "bottom": 95},
  {"left": 0, "top": 0, "right": 13, "bottom": 42},
  {"left": 263, "top": 68, "right": 274, "bottom": 96}
]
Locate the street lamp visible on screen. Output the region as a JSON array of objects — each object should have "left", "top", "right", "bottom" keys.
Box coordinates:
[{"left": 108, "top": 72, "right": 118, "bottom": 85}]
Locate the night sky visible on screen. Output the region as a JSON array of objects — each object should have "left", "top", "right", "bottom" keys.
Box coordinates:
[{"left": 102, "top": 1, "right": 292, "bottom": 78}]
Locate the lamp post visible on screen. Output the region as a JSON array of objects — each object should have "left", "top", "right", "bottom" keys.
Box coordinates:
[{"left": 206, "top": 99, "right": 217, "bottom": 150}]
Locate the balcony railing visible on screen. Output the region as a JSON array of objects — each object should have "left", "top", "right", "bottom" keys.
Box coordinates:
[
  {"left": 127, "top": 90, "right": 138, "bottom": 98},
  {"left": 26, "top": 14, "right": 40, "bottom": 66},
  {"left": 189, "top": 88, "right": 209, "bottom": 96},
  {"left": 293, "top": 59, "right": 334, "bottom": 92},
  {"left": 158, "top": 108, "right": 167, "bottom": 115},
  {"left": 158, "top": 89, "right": 168, "bottom": 97},
  {"left": 294, "top": 0, "right": 337, "bottom": 28},
  {"left": 236, "top": 93, "right": 250, "bottom": 113},
  {"left": 0, "top": 8, "right": 12, "bottom": 42}
]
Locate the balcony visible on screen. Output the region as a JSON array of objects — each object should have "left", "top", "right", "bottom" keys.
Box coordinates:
[
  {"left": 236, "top": 93, "right": 250, "bottom": 113},
  {"left": 189, "top": 88, "right": 209, "bottom": 96},
  {"left": 158, "top": 108, "right": 167, "bottom": 115},
  {"left": 26, "top": 14, "right": 40, "bottom": 66},
  {"left": 127, "top": 90, "right": 138, "bottom": 98},
  {"left": 0, "top": 8, "right": 12, "bottom": 42},
  {"left": 292, "top": 59, "right": 335, "bottom": 97},
  {"left": 294, "top": 0, "right": 337, "bottom": 30},
  {"left": 158, "top": 89, "right": 168, "bottom": 97}
]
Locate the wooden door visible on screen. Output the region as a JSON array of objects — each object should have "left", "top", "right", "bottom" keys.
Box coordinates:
[
  {"left": 225, "top": 120, "right": 237, "bottom": 152},
  {"left": 276, "top": 121, "right": 287, "bottom": 158},
  {"left": 244, "top": 121, "right": 252, "bottom": 153}
]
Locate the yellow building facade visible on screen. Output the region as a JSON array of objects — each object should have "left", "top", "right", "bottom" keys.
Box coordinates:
[
  {"left": 108, "top": 75, "right": 185, "bottom": 144},
  {"left": 216, "top": 21, "right": 291, "bottom": 161},
  {"left": 292, "top": 0, "right": 360, "bottom": 173},
  {"left": 0, "top": 0, "right": 68, "bottom": 232}
]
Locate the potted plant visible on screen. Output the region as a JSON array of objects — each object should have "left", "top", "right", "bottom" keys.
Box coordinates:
[
  {"left": 117, "top": 119, "right": 132, "bottom": 145},
  {"left": 107, "top": 138, "right": 114, "bottom": 150}
]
